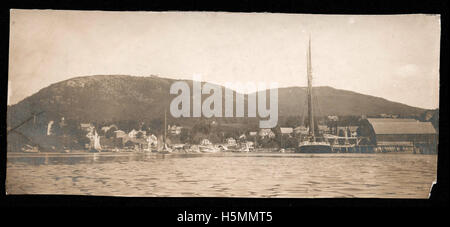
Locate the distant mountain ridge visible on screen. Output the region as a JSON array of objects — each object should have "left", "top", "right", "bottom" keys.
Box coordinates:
[
  {"left": 7, "top": 75, "right": 426, "bottom": 127},
  {"left": 275, "top": 86, "right": 425, "bottom": 117}
]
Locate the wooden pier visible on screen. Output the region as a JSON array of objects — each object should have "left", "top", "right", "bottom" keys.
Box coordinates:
[
  {"left": 324, "top": 134, "right": 436, "bottom": 154},
  {"left": 330, "top": 144, "right": 437, "bottom": 154}
]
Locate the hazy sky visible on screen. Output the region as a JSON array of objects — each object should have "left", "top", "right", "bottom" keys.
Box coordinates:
[{"left": 9, "top": 10, "right": 440, "bottom": 109}]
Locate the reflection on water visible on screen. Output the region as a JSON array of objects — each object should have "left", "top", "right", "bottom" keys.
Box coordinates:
[{"left": 6, "top": 152, "right": 437, "bottom": 198}]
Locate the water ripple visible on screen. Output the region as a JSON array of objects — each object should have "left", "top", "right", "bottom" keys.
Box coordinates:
[{"left": 6, "top": 153, "right": 437, "bottom": 198}]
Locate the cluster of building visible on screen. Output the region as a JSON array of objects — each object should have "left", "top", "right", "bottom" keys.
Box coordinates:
[
  {"left": 42, "top": 113, "right": 437, "bottom": 152},
  {"left": 79, "top": 123, "right": 158, "bottom": 150}
]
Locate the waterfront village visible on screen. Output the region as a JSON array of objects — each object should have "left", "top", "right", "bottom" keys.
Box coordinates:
[{"left": 8, "top": 109, "right": 438, "bottom": 154}]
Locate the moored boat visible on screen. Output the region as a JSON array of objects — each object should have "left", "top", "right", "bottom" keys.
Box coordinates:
[
  {"left": 198, "top": 139, "right": 219, "bottom": 153},
  {"left": 157, "top": 109, "right": 172, "bottom": 154},
  {"left": 297, "top": 141, "right": 331, "bottom": 153},
  {"left": 198, "top": 145, "right": 219, "bottom": 153},
  {"left": 89, "top": 130, "right": 103, "bottom": 153},
  {"left": 296, "top": 36, "right": 332, "bottom": 153},
  {"left": 22, "top": 145, "right": 39, "bottom": 153}
]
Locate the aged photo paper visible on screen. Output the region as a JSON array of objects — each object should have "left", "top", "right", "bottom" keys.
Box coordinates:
[{"left": 7, "top": 10, "right": 440, "bottom": 198}]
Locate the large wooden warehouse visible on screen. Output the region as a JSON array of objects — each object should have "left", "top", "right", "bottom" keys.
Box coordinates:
[{"left": 358, "top": 118, "right": 438, "bottom": 147}]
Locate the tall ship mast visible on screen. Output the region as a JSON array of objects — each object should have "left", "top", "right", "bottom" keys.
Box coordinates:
[
  {"left": 306, "top": 37, "right": 315, "bottom": 140},
  {"left": 296, "top": 36, "right": 332, "bottom": 153},
  {"left": 157, "top": 108, "right": 172, "bottom": 153}
]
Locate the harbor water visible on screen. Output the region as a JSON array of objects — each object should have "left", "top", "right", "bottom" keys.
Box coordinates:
[{"left": 6, "top": 152, "right": 437, "bottom": 198}]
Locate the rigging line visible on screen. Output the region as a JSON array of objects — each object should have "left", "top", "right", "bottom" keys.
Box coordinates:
[
  {"left": 7, "top": 111, "right": 45, "bottom": 134},
  {"left": 9, "top": 130, "right": 39, "bottom": 148},
  {"left": 301, "top": 87, "right": 308, "bottom": 126},
  {"left": 9, "top": 130, "right": 32, "bottom": 142}
]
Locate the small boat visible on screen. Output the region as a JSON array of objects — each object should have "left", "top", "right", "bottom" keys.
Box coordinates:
[
  {"left": 217, "top": 145, "right": 228, "bottom": 151},
  {"left": 22, "top": 145, "right": 39, "bottom": 153},
  {"left": 89, "top": 148, "right": 101, "bottom": 153},
  {"left": 158, "top": 143, "right": 173, "bottom": 154},
  {"left": 198, "top": 139, "right": 219, "bottom": 153},
  {"left": 187, "top": 145, "right": 201, "bottom": 153},
  {"left": 198, "top": 145, "right": 219, "bottom": 153},
  {"left": 239, "top": 143, "right": 250, "bottom": 152}
]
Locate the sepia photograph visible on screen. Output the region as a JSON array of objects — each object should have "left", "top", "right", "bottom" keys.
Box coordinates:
[{"left": 6, "top": 10, "right": 440, "bottom": 198}]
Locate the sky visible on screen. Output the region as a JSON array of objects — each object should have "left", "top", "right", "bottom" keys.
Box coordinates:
[{"left": 8, "top": 10, "right": 440, "bottom": 109}]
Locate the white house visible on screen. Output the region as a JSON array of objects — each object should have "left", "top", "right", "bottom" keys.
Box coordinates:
[
  {"left": 168, "top": 125, "right": 182, "bottom": 135},
  {"left": 128, "top": 129, "right": 146, "bottom": 138},
  {"left": 200, "top": 139, "right": 212, "bottom": 145},
  {"left": 259, "top": 129, "right": 275, "bottom": 139},
  {"left": 294, "top": 126, "right": 308, "bottom": 135},
  {"left": 114, "top": 130, "right": 127, "bottom": 138},
  {"left": 226, "top": 137, "right": 237, "bottom": 146},
  {"left": 128, "top": 129, "right": 138, "bottom": 138},
  {"left": 80, "top": 123, "right": 94, "bottom": 133},
  {"left": 280, "top": 127, "right": 293, "bottom": 135}
]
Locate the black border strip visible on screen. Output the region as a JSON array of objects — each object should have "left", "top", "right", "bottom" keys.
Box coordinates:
[{"left": 1, "top": 0, "right": 448, "bottom": 211}]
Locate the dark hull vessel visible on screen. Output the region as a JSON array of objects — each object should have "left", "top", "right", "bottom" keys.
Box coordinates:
[
  {"left": 89, "top": 148, "right": 101, "bottom": 153},
  {"left": 296, "top": 143, "right": 332, "bottom": 153}
]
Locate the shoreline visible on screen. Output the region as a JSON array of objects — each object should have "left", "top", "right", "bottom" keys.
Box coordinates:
[{"left": 6, "top": 151, "right": 438, "bottom": 158}]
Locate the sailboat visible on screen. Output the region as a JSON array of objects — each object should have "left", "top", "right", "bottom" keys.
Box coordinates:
[
  {"left": 146, "top": 134, "right": 158, "bottom": 152},
  {"left": 157, "top": 109, "right": 172, "bottom": 154},
  {"left": 296, "top": 37, "right": 332, "bottom": 153},
  {"left": 90, "top": 130, "right": 102, "bottom": 153}
]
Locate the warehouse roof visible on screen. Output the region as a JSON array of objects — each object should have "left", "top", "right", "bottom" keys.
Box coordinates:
[{"left": 367, "top": 118, "right": 436, "bottom": 135}]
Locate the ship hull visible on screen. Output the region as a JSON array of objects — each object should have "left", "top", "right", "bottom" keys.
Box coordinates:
[
  {"left": 296, "top": 144, "right": 332, "bottom": 153},
  {"left": 89, "top": 148, "right": 101, "bottom": 153},
  {"left": 199, "top": 146, "right": 219, "bottom": 153}
]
